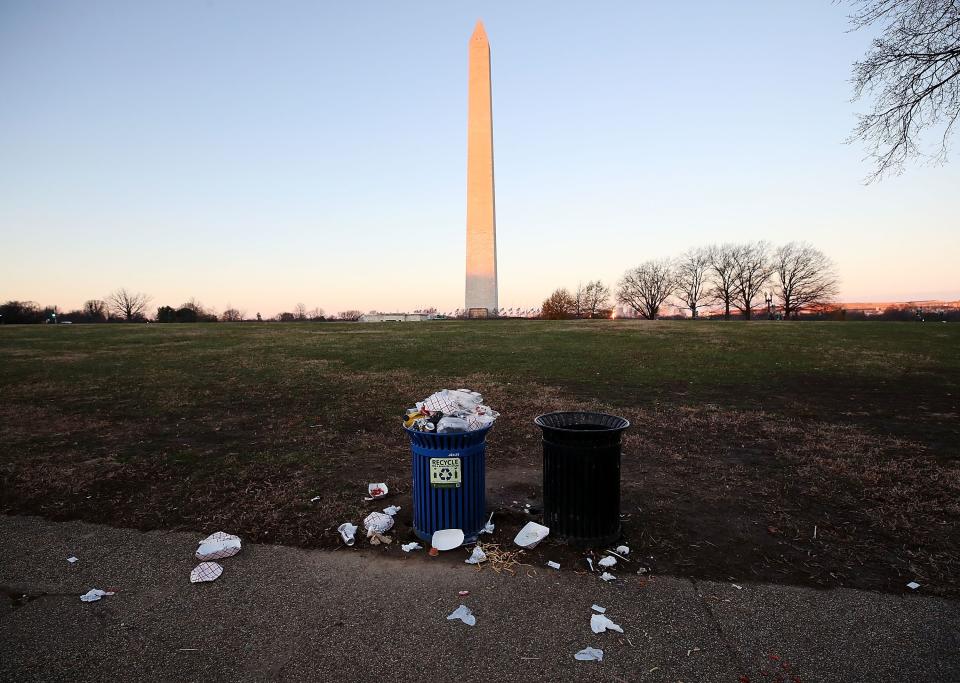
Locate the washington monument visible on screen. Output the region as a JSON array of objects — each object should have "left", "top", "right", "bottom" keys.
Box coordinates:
[{"left": 465, "top": 20, "right": 498, "bottom": 318}]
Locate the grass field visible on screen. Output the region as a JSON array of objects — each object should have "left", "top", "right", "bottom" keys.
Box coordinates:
[{"left": 1, "top": 320, "right": 958, "bottom": 595}]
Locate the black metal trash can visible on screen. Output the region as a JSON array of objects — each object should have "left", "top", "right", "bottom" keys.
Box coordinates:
[{"left": 535, "top": 411, "right": 630, "bottom": 545}]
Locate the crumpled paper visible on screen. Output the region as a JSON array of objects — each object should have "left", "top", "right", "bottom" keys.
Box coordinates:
[
  {"left": 599, "top": 572, "right": 616, "bottom": 582},
  {"left": 80, "top": 588, "right": 114, "bottom": 602},
  {"left": 465, "top": 546, "right": 487, "bottom": 565},
  {"left": 447, "top": 604, "right": 476, "bottom": 626},
  {"left": 190, "top": 562, "right": 223, "bottom": 583},
  {"left": 598, "top": 555, "right": 616, "bottom": 568},
  {"left": 591, "top": 613, "right": 624, "bottom": 634},
  {"left": 364, "top": 512, "right": 395, "bottom": 535},
  {"left": 196, "top": 532, "right": 242, "bottom": 561},
  {"left": 401, "top": 542, "right": 422, "bottom": 552},
  {"left": 574, "top": 647, "right": 603, "bottom": 661}
]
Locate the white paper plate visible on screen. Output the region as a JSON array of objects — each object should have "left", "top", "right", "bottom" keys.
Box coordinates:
[{"left": 431, "top": 528, "right": 465, "bottom": 551}]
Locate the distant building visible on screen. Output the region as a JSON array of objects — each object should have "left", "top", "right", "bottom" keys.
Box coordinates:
[{"left": 359, "top": 313, "right": 429, "bottom": 323}]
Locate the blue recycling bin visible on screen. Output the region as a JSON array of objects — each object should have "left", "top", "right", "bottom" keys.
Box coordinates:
[{"left": 406, "top": 424, "right": 491, "bottom": 544}]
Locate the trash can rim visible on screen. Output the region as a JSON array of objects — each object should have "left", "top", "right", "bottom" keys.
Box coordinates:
[
  {"left": 534, "top": 411, "right": 630, "bottom": 433},
  {"left": 402, "top": 423, "right": 494, "bottom": 437}
]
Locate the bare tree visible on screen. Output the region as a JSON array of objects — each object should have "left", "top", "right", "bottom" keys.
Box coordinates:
[
  {"left": 730, "top": 242, "right": 773, "bottom": 320},
  {"left": 573, "top": 283, "right": 587, "bottom": 319},
  {"left": 674, "top": 247, "right": 711, "bottom": 318},
  {"left": 617, "top": 259, "right": 676, "bottom": 320},
  {"left": 83, "top": 299, "right": 107, "bottom": 322},
  {"left": 849, "top": 0, "right": 960, "bottom": 180},
  {"left": 221, "top": 307, "right": 244, "bottom": 322},
  {"left": 294, "top": 303, "right": 307, "bottom": 321},
  {"left": 107, "top": 288, "right": 151, "bottom": 321},
  {"left": 773, "top": 242, "right": 840, "bottom": 318},
  {"left": 708, "top": 244, "right": 739, "bottom": 320},
  {"left": 583, "top": 280, "right": 611, "bottom": 318},
  {"left": 308, "top": 307, "right": 325, "bottom": 320},
  {"left": 338, "top": 310, "right": 362, "bottom": 321}
]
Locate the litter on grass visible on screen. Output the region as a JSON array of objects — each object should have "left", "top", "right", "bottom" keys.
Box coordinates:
[
  {"left": 447, "top": 604, "right": 476, "bottom": 626},
  {"left": 907, "top": 581, "right": 921, "bottom": 590},
  {"left": 310, "top": 496, "right": 321, "bottom": 503},
  {"left": 546, "top": 561, "right": 560, "bottom": 570},
  {"left": 591, "top": 613, "right": 624, "bottom": 634},
  {"left": 366, "top": 483, "right": 389, "bottom": 500},
  {"left": 600, "top": 572, "right": 616, "bottom": 582},
  {"left": 465, "top": 546, "right": 487, "bottom": 565},
  {"left": 591, "top": 604, "right": 606, "bottom": 614},
  {"left": 196, "top": 532, "right": 242, "bottom": 561},
  {"left": 190, "top": 562, "right": 223, "bottom": 583},
  {"left": 363, "top": 512, "right": 395, "bottom": 535},
  {"left": 80, "top": 588, "right": 114, "bottom": 602},
  {"left": 67, "top": 557, "right": 78, "bottom": 564},
  {"left": 383, "top": 505, "right": 401, "bottom": 516},
  {"left": 401, "top": 542, "right": 422, "bottom": 552},
  {"left": 574, "top": 647, "right": 603, "bottom": 662},
  {"left": 598, "top": 556, "right": 616, "bottom": 568},
  {"left": 514, "top": 521, "right": 550, "bottom": 549},
  {"left": 616, "top": 545, "right": 630, "bottom": 555},
  {"left": 338, "top": 523, "right": 358, "bottom": 546},
  {"left": 432, "top": 528, "right": 465, "bottom": 551}
]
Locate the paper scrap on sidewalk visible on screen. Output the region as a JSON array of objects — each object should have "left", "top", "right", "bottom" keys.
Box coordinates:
[
  {"left": 591, "top": 613, "right": 624, "bottom": 634},
  {"left": 481, "top": 511, "right": 495, "bottom": 535},
  {"left": 190, "top": 562, "right": 223, "bottom": 583},
  {"left": 310, "top": 496, "right": 321, "bottom": 503},
  {"left": 574, "top": 647, "right": 603, "bottom": 661},
  {"left": 447, "top": 604, "right": 476, "bottom": 626},
  {"left": 80, "top": 588, "right": 115, "bottom": 602},
  {"left": 401, "top": 542, "right": 422, "bottom": 552},
  {"left": 599, "top": 572, "right": 616, "bottom": 582},
  {"left": 907, "top": 581, "right": 920, "bottom": 590},
  {"left": 591, "top": 604, "right": 606, "bottom": 614},
  {"left": 67, "top": 557, "right": 78, "bottom": 564},
  {"left": 465, "top": 546, "right": 487, "bottom": 565},
  {"left": 196, "top": 532, "right": 242, "bottom": 561},
  {"left": 546, "top": 561, "right": 560, "bottom": 570},
  {"left": 514, "top": 521, "right": 549, "bottom": 549}
]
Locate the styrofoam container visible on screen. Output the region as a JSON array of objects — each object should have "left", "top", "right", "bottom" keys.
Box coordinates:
[{"left": 514, "top": 521, "right": 550, "bottom": 549}]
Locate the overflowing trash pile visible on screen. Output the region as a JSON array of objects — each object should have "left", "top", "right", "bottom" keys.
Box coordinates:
[{"left": 403, "top": 388, "right": 499, "bottom": 433}]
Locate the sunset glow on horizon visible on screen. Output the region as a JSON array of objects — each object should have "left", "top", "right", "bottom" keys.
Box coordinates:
[{"left": 1, "top": 2, "right": 957, "bottom": 318}]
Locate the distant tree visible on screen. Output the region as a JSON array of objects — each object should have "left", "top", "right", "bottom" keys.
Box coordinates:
[
  {"left": 294, "top": 303, "right": 307, "bottom": 321},
  {"left": 730, "top": 242, "right": 773, "bottom": 321},
  {"left": 107, "top": 289, "right": 151, "bottom": 322},
  {"left": 582, "top": 280, "right": 611, "bottom": 318},
  {"left": 0, "top": 301, "right": 43, "bottom": 324},
  {"left": 848, "top": 0, "right": 960, "bottom": 180},
  {"left": 83, "top": 299, "right": 107, "bottom": 322},
  {"left": 773, "top": 242, "right": 840, "bottom": 318},
  {"left": 156, "top": 306, "right": 176, "bottom": 323},
  {"left": 708, "top": 244, "right": 739, "bottom": 320},
  {"left": 221, "top": 308, "right": 244, "bottom": 322},
  {"left": 540, "top": 288, "right": 576, "bottom": 320},
  {"left": 277, "top": 312, "right": 297, "bottom": 322},
  {"left": 338, "top": 310, "right": 362, "bottom": 321},
  {"left": 307, "top": 307, "right": 325, "bottom": 321},
  {"left": 175, "top": 307, "right": 198, "bottom": 323},
  {"left": 256, "top": 312, "right": 262, "bottom": 322},
  {"left": 617, "top": 259, "right": 676, "bottom": 320},
  {"left": 675, "top": 247, "right": 711, "bottom": 319}
]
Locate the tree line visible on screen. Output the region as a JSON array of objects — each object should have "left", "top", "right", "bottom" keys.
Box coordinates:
[{"left": 541, "top": 241, "right": 840, "bottom": 320}]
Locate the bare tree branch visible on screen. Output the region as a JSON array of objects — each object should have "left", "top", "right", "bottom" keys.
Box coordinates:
[{"left": 617, "top": 260, "right": 676, "bottom": 320}]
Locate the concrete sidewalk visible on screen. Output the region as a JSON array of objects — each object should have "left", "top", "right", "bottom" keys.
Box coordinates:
[{"left": 1, "top": 515, "right": 956, "bottom": 682}]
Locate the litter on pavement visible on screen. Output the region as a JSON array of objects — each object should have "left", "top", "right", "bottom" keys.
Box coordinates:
[
  {"left": 432, "top": 528, "right": 465, "bottom": 551},
  {"left": 586, "top": 558, "right": 595, "bottom": 572},
  {"left": 546, "top": 561, "right": 560, "bottom": 570},
  {"left": 907, "top": 581, "right": 921, "bottom": 590},
  {"left": 80, "top": 588, "right": 114, "bottom": 602},
  {"left": 514, "top": 521, "right": 550, "bottom": 549},
  {"left": 574, "top": 647, "right": 604, "bottom": 662},
  {"left": 310, "top": 496, "right": 321, "bottom": 503},
  {"left": 190, "top": 562, "right": 223, "bottom": 583},
  {"left": 599, "top": 572, "right": 616, "bottom": 582},
  {"left": 447, "top": 604, "right": 477, "bottom": 626},
  {"left": 366, "top": 483, "right": 389, "bottom": 500},
  {"left": 591, "top": 613, "right": 624, "bottom": 634},
  {"left": 404, "top": 389, "right": 499, "bottom": 433},
  {"left": 458, "top": 590, "right": 470, "bottom": 596},
  {"left": 401, "top": 542, "right": 422, "bottom": 552},
  {"left": 67, "top": 556, "right": 78, "bottom": 564},
  {"left": 481, "top": 512, "right": 495, "bottom": 535},
  {"left": 465, "top": 546, "right": 487, "bottom": 565},
  {"left": 591, "top": 604, "right": 606, "bottom": 614},
  {"left": 338, "top": 522, "right": 358, "bottom": 546},
  {"left": 598, "top": 556, "right": 617, "bottom": 568},
  {"left": 196, "top": 532, "right": 242, "bottom": 561}
]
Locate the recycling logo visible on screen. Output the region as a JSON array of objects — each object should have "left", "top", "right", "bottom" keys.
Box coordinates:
[{"left": 430, "top": 457, "right": 462, "bottom": 487}]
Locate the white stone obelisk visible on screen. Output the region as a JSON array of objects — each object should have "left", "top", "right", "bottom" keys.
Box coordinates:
[{"left": 465, "top": 20, "right": 498, "bottom": 318}]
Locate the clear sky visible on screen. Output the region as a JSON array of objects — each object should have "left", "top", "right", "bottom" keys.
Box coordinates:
[{"left": 2, "top": 1, "right": 957, "bottom": 317}]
